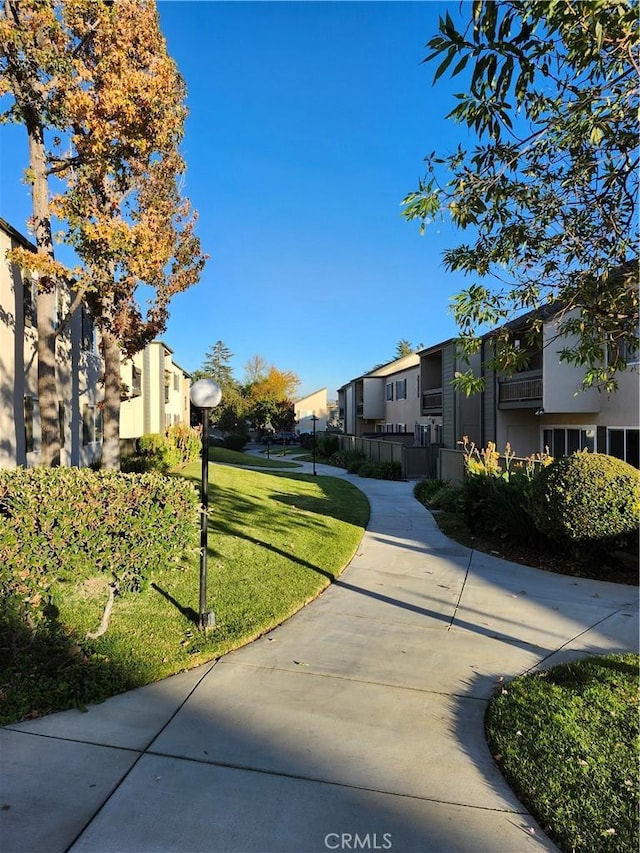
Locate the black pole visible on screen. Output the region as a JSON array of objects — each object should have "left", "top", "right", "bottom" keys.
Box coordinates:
[
  {"left": 312, "top": 417, "right": 317, "bottom": 475},
  {"left": 199, "top": 407, "right": 211, "bottom": 630}
]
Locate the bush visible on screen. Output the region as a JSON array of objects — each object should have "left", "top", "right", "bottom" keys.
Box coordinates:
[
  {"left": 429, "top": 483, "right": 464, "bottom": 512},
  {"left": 317, "top": 434, "right": 339, "bottom": 457},
  {"left": 167, "top": 423, "right": 201, "bottom": 465},
  {"left": 135, "top": 432, "right": 181, "bottom": 472},
  {"left": 461, "top": 470, "right": 542, "bottom": 546},
  {"left": 299, "top": 432, "right": 315, "bottom": 450},
  {"left": 122, "top": 425, "right": 202, "bottom": 473},
  {"left": 414, "top": 478, "right": 462, "bottom": 511},
  {"left": 0, "top": 467, "right": 200, "bottom": 626},
  {"left": 532, "top": 452, "right": 640, "bottom": 550},
  {"left": 224, "top": 433, "right": 247, "bottom": 451},
  {"left": 330, "top": 449, "right": 366, "bottom": 472},
  {"left": 358, "top": 461, "right": 402, "bottom": 480},
  {"left": 414, "top": 479, "right": 447, "bottom": 505}
]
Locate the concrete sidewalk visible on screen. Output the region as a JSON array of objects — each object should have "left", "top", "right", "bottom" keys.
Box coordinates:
[{"left": 2, "top": 457, "right": 638, "bottom": 853}]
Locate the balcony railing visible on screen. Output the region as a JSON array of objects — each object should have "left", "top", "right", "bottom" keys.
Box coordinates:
[
  {"left": 422, "top": 388, "right": 443, "bottom": 412},
  {"left": 499, "top": 373, "right": 543, "bottom": 404}
]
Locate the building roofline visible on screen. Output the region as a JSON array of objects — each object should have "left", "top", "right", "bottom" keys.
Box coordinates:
[
  {"left": 294, "top": 387, "right": 327, "bottom": 403},
  {"left": 0, "top": 216, "right": 37, "bottom": 253}
]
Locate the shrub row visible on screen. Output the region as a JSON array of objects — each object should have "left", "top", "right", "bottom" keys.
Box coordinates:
[
  {"left": 0, "top": 467, "right": 200, "bottom": 625},
  {"left": 414, "top": 451, "right": 640, "bottom": 555},
  {"left": 328, "top": 450, "right": 402, "bottom": 480},
  {"left": 122, "top": 424, "right": 202, "bottom": 473}
]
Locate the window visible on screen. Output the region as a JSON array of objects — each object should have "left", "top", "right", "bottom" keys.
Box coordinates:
[
  {"left": 132, "top": 366, "right": 142, "bottom": 397},
  {"left": 608, "top": 428, "right": 639, "bottom": 469},
  {"left": 416, "top": 375, "right": 420, "bottom": 398},
  {"left": 385, "top": 383, "right": 393, "bottom": 401},
  {"left": 396, "top": 423, "right": 406, "bottom": 433},
  {"left": 395, "top": 379, "right": 407, "bottom": 400},
  {"left": 23, "top": 277, "right": 36, "bottom": 328},
  {"left": 24, "top": 396, "right": 34, "bottom": 453},
  {"left": 543, "top": 427, "right": 595, "bottom": 458},
  {"left": 173, "top": 372, "right": 180, "bottom": 391},
  {"left": 81, "top": 305, "right": 95, "bottom": 352},
  {"left": 52, "top": 286, "right": 65, "bottom": 331},
  {"left": 59, "top": 402, "right": 65, "bottom": 448},
  {"left": 607, "top": 337, "right": 639, "bottom": 367},
  {"left": 83, "top": 405, "right": 102, "bottom": 445}
]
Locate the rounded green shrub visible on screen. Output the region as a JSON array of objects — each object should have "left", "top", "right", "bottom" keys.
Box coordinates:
[
  {"left": 414, "top": 478, "right": 447, "bottom": 505},
  {"left": 430, "top": 483, "right": 463, "bottom": 513},
  {"left": 224, "top": 433, "right": 247, "bottom": 451},
  {"left": 317, "top": 434, "right": 339, "bottom": 457},
  {"left": 532, "top": 452, "right": 640, "bottom": 547}
]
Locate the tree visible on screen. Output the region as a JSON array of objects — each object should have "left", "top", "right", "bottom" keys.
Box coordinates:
[
  {"left": 0, "top": 0, "right": 74, "bottom": 465},
  {"left": 243, "top": 353, "right": 268, "bottom": 388},
  {"left": 1, "top": 0, "right": 204, "bottom": 468},
  {"left": 52, "top": 0, "right": 205, "bottom": 469},
  {"left": 271, "top": 399, "right": 296, "bottom": 433},
  {"left": 242, "top": 356, "right": 300, "bottom": 431},
  {"left": 199, "top": 340, "right": 236, "bottom": 393},
  {"left": 395, "top": 339, "right": 414, "bottom": 358},
  {"left": 403, "top": 0, "right": 638, "bottom": 393}
]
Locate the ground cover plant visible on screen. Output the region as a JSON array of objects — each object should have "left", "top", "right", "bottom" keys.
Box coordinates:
[
  {"left": 0, "top": 464, "right": 368, "bottom": 724},
  {"left": 486, "top": 654, "right": 639, "bottom": 853}
]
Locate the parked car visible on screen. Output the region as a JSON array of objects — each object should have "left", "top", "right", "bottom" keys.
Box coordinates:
[{"left": 263, "top": 431, "right": 299, "bottom": 445}]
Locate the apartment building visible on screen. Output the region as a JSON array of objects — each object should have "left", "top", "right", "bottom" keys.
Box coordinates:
[
  {"left": 485, "top": 309, "right": 639, "bottom": 465},
  {"left": 417, "top": 309, "right": 639, "bottom": 465},
  {"left": 0, "top": 217, "right": 103, "bottom": 469},
  {"left": 337, "top": 306, "right": 638, "bottom": 469},
  {"left": 295, "top": 387, "right": 329, "bottom": 433},
  {"left": 120, "top": 341, "right": 191, "bottom": 440},
  {"left": 337, "top": 353, "right": 431, "bottom": 438}
]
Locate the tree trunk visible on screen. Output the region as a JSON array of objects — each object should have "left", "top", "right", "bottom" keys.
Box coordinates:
[
  {"left": 28, "top": 117, "right": 60, "bottom": 467},
  {"left": 100, "top": 327, "right": 122, "bottom": 470}
]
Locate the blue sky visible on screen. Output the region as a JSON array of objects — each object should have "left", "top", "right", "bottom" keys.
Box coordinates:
[{"left": 1, "top": 1, "right": 481, "bottom": 400}]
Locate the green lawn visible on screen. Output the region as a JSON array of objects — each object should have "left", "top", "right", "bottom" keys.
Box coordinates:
[
  {"left": 486, "top": 654, "right": 639, "bottom": 853},
  {"left": 209, "top": 446, "right": 301, "bottom": 468},
  {"left": 0, "top": 463, "right": 368, "bottom": 724}
]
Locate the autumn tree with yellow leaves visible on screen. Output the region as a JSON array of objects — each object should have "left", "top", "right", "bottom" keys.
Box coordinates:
[{"left": 0, "top": 0, "right": 205, "bottom": 468}]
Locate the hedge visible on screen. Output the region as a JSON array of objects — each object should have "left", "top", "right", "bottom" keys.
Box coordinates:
[
  {"left": 0, "top": 467, "right": 200, "bottom": 624},
  {"left": 532, "top": 452, "right": 640, "bottom": 548}
]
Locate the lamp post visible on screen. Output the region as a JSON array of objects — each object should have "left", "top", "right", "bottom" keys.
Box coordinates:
[
  {"left": 189, "top": 379, "right": 222, "bottom": 631},
  {"left": 310, "top": 413, "right": 318, "bottom": 476}
]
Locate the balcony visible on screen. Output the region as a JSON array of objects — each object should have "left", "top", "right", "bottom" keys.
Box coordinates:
[
  {"left": 422, "top": 388, "right": 443, "bottom": 414},
  {"left": 498, "top": 371, "right": 543, "bottom": 408}
]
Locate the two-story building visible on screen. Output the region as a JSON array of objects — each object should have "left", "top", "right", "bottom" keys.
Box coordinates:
[
  {"left": 337, "top": 305, "right": 638, "bottom": 470},
  {"left": 295, "top": 388, "right": 330, "bottom": 433},
  {"left": 418, "top": 309, "right": 639, "bottom": 465},
  {"left": 119, "top": 341, "right": 191, "bottom": 441},
  {"left": 338, "top": 353, "right": 432, "bottom": 439}
]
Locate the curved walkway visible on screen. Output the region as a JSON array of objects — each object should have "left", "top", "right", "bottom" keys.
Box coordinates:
[{"left": 2, "top": 456, "right": 638, "bottom": 853}]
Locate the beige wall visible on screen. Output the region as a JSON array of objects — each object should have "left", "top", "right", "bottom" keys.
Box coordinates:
[
  {"left": 382, "top": 364, "right": 422, "bottom": 431},
  {"left": 296, "top": 388, "right": 328, "bottom": 432},
  {"left": 120, "top": 341, "right": 191, "bottom": 439},
  {"left": 542, "top": 318, "right": 601, "bottom": 413}
]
